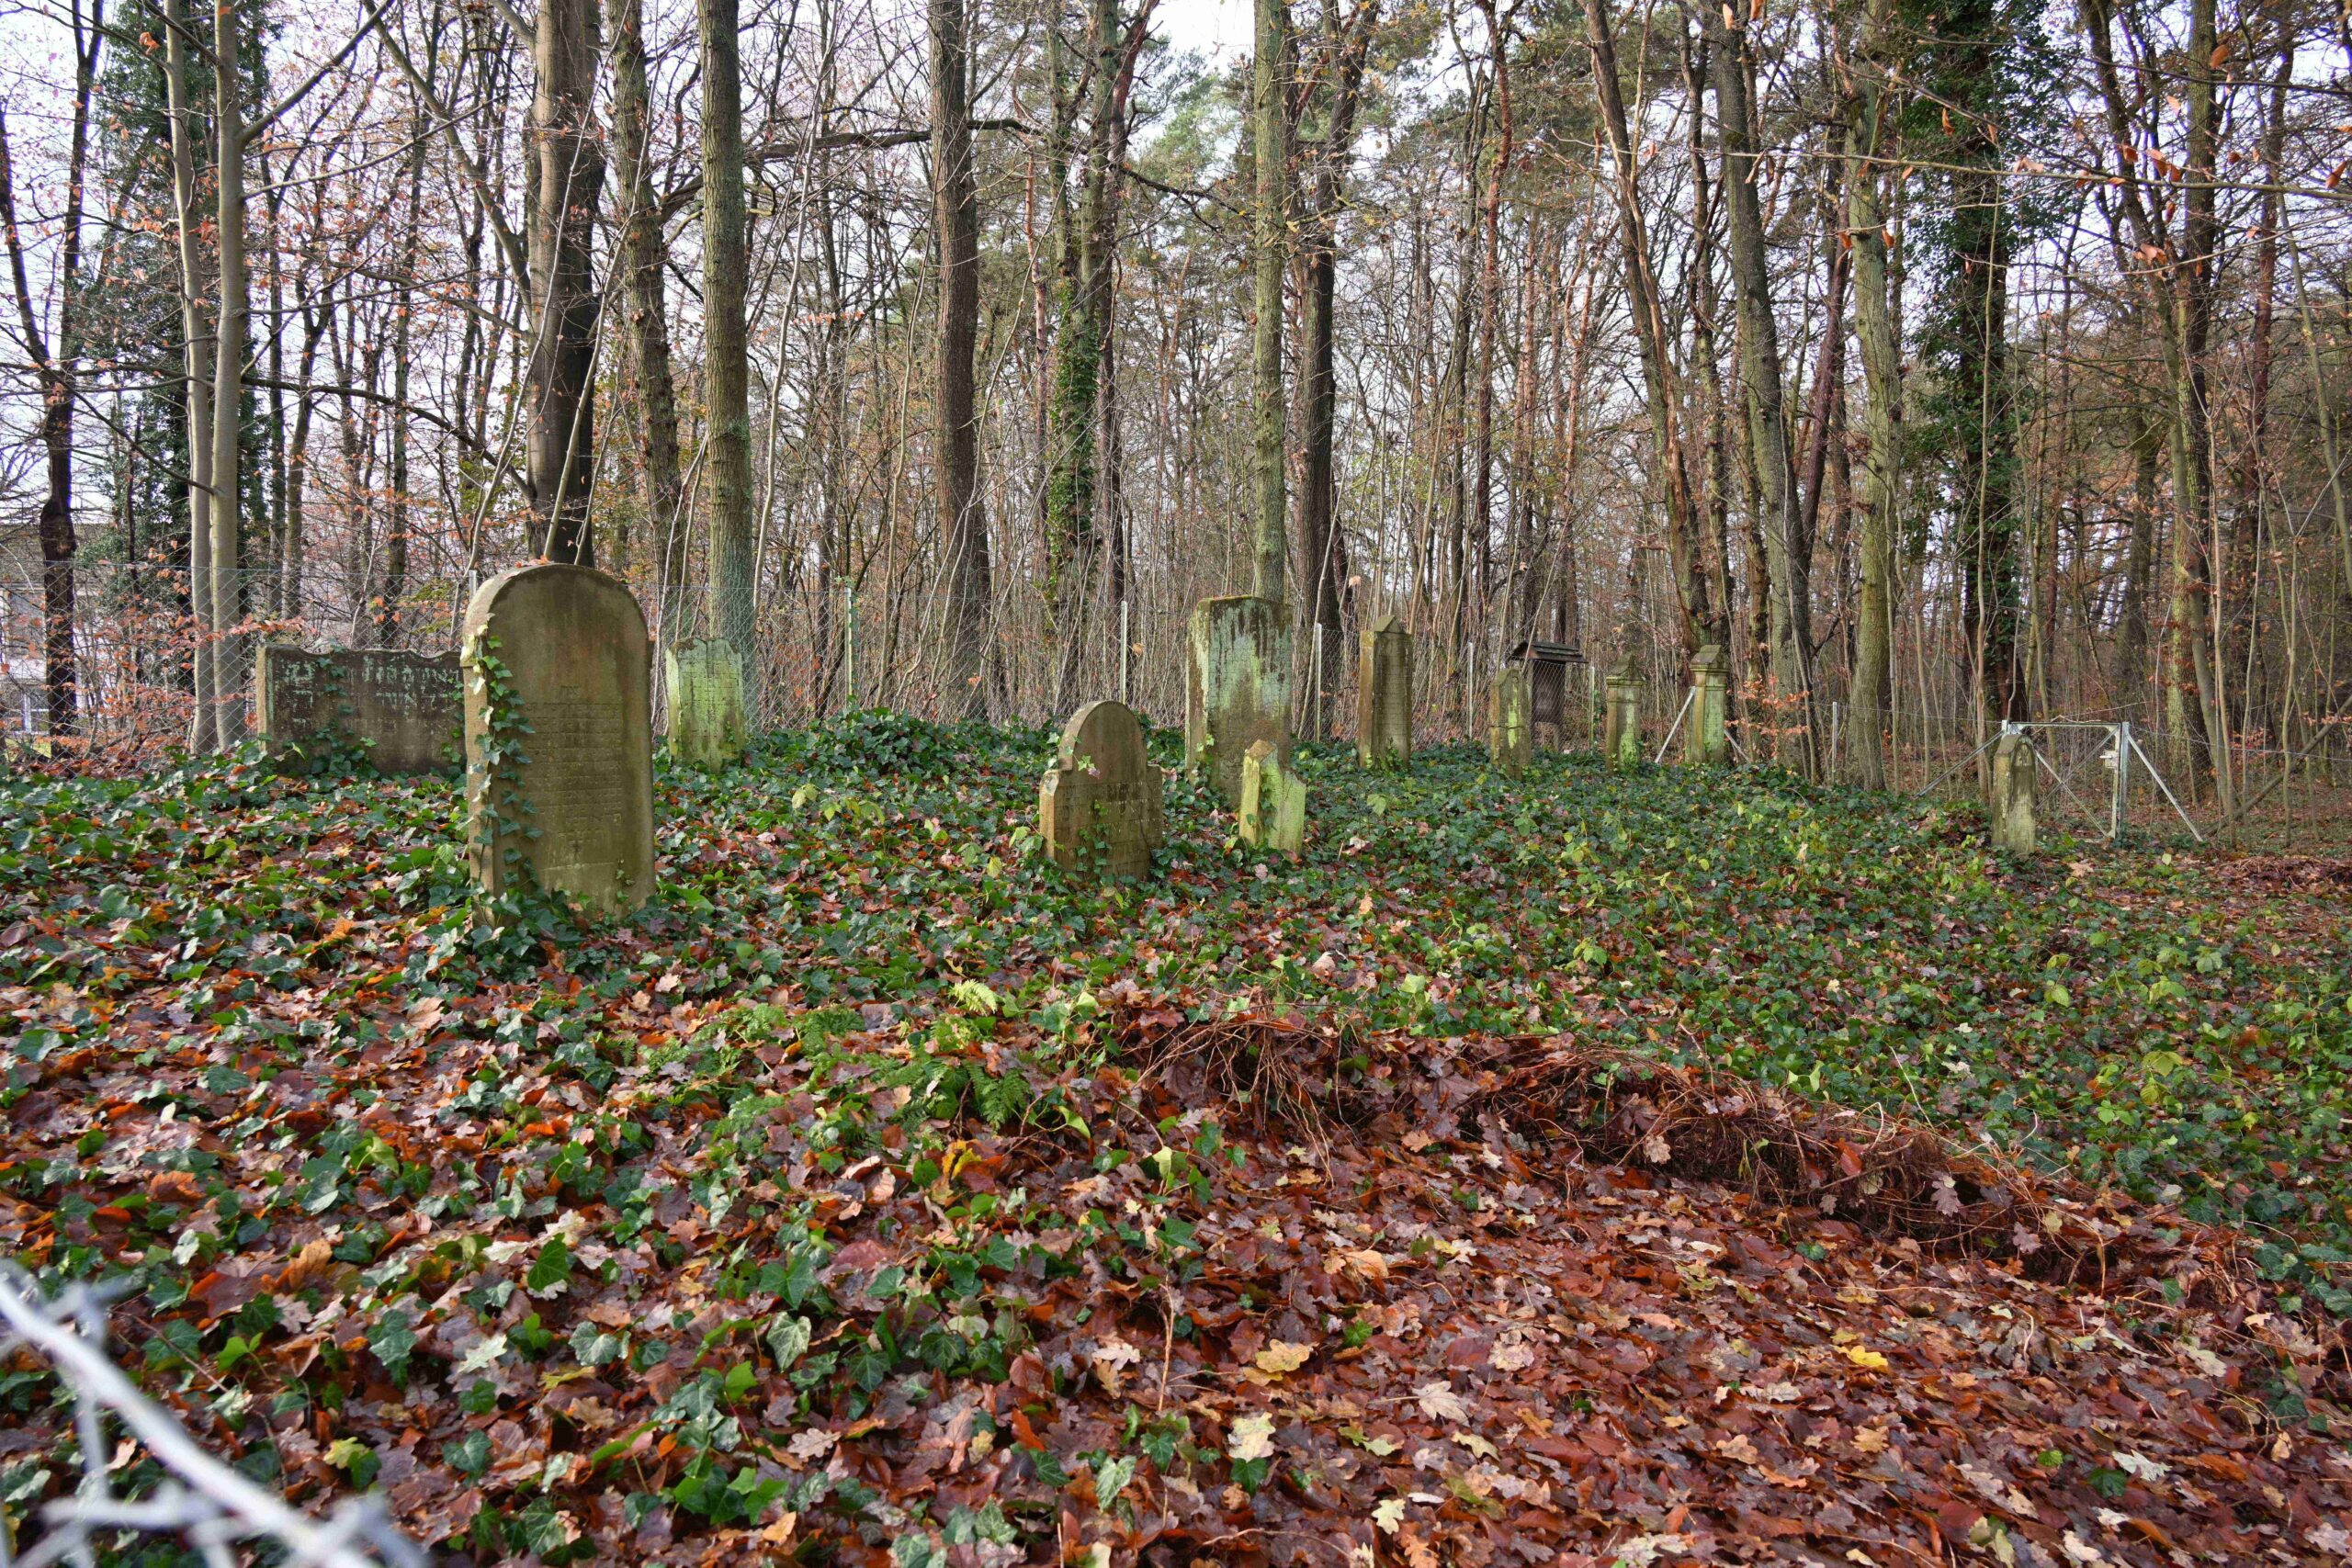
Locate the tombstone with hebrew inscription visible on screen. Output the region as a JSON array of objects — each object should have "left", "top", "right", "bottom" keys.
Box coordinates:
[
  {"left": 257, "top": 645, "right": 459, "bottom": 773},
  {"left": 1039, "top": 700, "right": 1164, "bottom": 879},
  {"left": 1185, "top": 594, "right": 1291, "bottom": 807},
  {"left": 461, "top": 564, "right": 656, "bottom": 913}
]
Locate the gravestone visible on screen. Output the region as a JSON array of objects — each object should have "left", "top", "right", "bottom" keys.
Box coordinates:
[
  {"left": 1991, "top": 729, "right": 2037, "bottom": 855},
  {"left": 1038, "top": 699, "right": 1164, "bottom": 879},
  {"left": 1488, "top": 665, "right": 1532, "bottom": 776},
  {"left": 256, "top": 645, "right": 459, "bottom": 773},
  {"left": 1238, "top": 739, "right": 1306, "bottom": 857},
  {"left": 1686, "top": 644, "right": 1729, "bottom": 766},
  {"left": 1356, "top": 614, "right": 1412, "bottom": 770},
  {"left": 461, "top": 563, "right": 656, "bottom": 913},
  {"left": 1604, "top": 657, "right": 1646, "bottom": 770},
  {"left": 664, "top": 637, "right": 749, "bottom": 769},
  {"left": 1185, "top": 595, "right": 1291, "bottom": 806}
]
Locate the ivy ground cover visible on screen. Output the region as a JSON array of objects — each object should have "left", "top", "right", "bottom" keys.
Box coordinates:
[{"left": 2, "top": 716, "right": 2348, "bottom": 1563}]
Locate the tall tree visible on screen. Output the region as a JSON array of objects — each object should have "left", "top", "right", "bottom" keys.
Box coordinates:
[
  {"left": 701, "top": 0, "right": 755, "bottom": 667},
  {"left": 1838, "top": 0, "right": 1902, "bottom": 786},
  {"left": 931, "top": 0, "right": 994, "bottom": 716},
  {"left": 607, "top": 0, "right": 685, "bottom": 638},
  {"left": 1250, "top": 0, "right": 1290, "bottom": 602},
  {"left": 526, "top": 0, "right": 605, "bottom": 564},
  {"left": 0, "top": 0, "right": 102, "bottom": 737},
  {"left": 1698, "top": 0, "right": 1817, "bottom": 773},
  {"left": 162, "top": 0, "right": 217, "bottom": 751}
]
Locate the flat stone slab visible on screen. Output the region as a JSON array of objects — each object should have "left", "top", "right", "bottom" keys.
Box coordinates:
[
  {"left": 257, "top": 646, "right": 458, "bottom": 773},
  {"left": 1040, "top": 699, "right": 1164, "bottom": 879},
  {"left": 461, "top": 563, "right": 656, "bottom": 913}
]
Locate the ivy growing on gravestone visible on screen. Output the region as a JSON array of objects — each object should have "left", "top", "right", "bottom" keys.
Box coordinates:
[{"left": 462, "top": 632, "right": 537, "bottom": 895}]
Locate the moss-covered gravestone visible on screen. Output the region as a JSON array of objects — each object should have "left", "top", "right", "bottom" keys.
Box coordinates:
[
  {"left": 664, "top": 637, "right": 749, "bottom": 769},
  {"left": 1991, "top": 729, "right": 2037, "bottom": 855},
  {"left": 1357, "top": 614, "right": 1411, "bottom": 770},
  {"left": 1238, "top": 739, "right": 1306, "bottom": 856},
  {"left": 461, "top": 563, "right": 656, "bottom": 913},
  {"left": 1604, "top": 657, "right": 1646, "bottom": 770},
  {"left": 1039, "top": 699, "right": 1164, "bottom": 879},
  {"left": 1488, "top": 665, "right": 1532, "bottom": 776},
  {"left": 1185, "top": 595, "right": 1291, "bottom": 806},
  {"left": 1686, "top": 644, "right": 1728, "bottom": 766},
  {"left": 256, "top": 646, "right": 459, "bottom": 773}
]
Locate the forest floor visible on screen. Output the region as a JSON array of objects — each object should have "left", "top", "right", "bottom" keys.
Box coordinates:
[{"left": 3, "top": 718, "right": 2350, "bottom": 1566}]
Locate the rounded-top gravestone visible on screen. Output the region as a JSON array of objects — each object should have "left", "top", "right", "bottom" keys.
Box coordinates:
[
  {"left": 461, "top": 563, "right": 656, "bottom": 913},
  {"left": 1039, "top": 699, "right": 1164, "bottom": 879}
]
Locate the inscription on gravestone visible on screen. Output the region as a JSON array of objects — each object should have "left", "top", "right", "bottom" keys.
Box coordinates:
[
  {"left": 1357, "top": 614, "right": 1411, "bottom": 770},
  {"left": 461, "top": 564, "right": 656, "bottom": 913},
  {"left": 256, "top": 645, "right": 459, "bottom": 773},
  {"left": 665, "top": 637, "right": 749, "bottom": 769}
]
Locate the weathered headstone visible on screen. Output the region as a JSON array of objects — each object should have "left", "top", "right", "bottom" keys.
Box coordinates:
[
  {"left": 1357, "top": 614, "right": 1411, "bottom": 770},
  {"left": 1488, "top": 665, "right": 1532, "bottom": 776},
  {"left": 1604, "top": 657, "right": 1646, "bottom": 770},
  {"left": 1038, "top": 699, "right": 1164, "bottom": 879},
  {"left": 1991, "top": 728, "right": 2037, "bottom": 855},
  {"left": 461, "top": 563, "right": 656, "bottom": 913},
  {"left": 256, "top": 645, "right": 459, "bottom": 773},
  {"left": 664, "top": 637, "right": 749, "bottom": 769},
  {"left": 1185, "top": 594, "right": 1291, "bottom": 806},
  {"left": 1238, "top": 739, "right": 1306, "bottom": 857},
  {"left": 1685, "top": 644, "right": 1729, "bottom": 766}
]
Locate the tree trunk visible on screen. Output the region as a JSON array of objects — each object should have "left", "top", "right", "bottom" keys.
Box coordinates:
[
  {"left": 607, "top": 0, "right": 685, "bottom": 638},
  {"left": 208, "top": 0, "right": 250, "bottom": 744},
  {"left": 526, "top": 0, "right": 605, "bottom": 565},
  {"left": 931, "top": 0, "right": 993, "bottom": 717},
  {"left": 1702, "top": 0, "right": 1817, "bottom": 773},
  {"left": 1841, "top": 0, "right": 1900, "bottom": 788},
  {"left": 1249, "top": 0, "right": 1289, "bottom": 602},
  {"left": 700, "top": 0, "right": 755, "bottom": 666},
  {"left": 165, "top": 0, "right": 216, "bottom": 753}
]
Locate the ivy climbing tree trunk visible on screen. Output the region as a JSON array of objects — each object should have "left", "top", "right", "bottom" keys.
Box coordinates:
[{"left": 1250, "top": 0, "right": 1289, "bottom": 603}]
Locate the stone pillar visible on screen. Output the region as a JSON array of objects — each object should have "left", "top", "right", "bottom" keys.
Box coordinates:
[
  {"left": 1991, "top": 728, "right": 2037, "bottom": 855},
  {"left": 461, "top": 563, "right": 656, "bottom": 914},
  {"left": 1238, "top": 739, "right": 1306, "bottom": 856},
  {"left": 1604, "top": 657, "right": 1646, "bottom": 770},
  {"left": 1357, "top": 614, "right": 1411, "bottom": 770},
  {"left": 1039, "top": 699, "right": 1164, "bottom": 879},
  {"left": 1685, "top": 644, "right": 1728, "bottom": 765},
  {"left": 663, "top": 637, "right": 749, "bottom": 769},
  {"left": 1488, "top": 665, "right": 1532, "bottom": 776},
  {"left": 1185, "top": 594, "right": 1291, "bottom": 807}
]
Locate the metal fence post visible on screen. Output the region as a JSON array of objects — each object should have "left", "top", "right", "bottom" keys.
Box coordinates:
[
  {"left": 1311, "top": 621, "right": 1324, "bottom": 742},
  {"left": 2111, "top": 720, "right": 2132, "bottom": 840},
  {"left": 1118, "top": 598, "right": 1131, "bottom": 706},
  {"left": 841, "top": 578, "right": 855, "bottom": 712}
]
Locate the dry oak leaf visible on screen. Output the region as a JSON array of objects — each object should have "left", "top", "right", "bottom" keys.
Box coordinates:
[
  {"left": 1252, "top": 1340, "right": 1315, "bottom": 1379},
  {"left": 1843, "top": 1344, "right": 1892, "bottom": 1371},
  {"left": 1227, "top": 1412, "right": 1277, "bottom": 1462}
]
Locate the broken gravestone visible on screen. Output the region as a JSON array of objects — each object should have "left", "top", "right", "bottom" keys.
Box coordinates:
[
  {"left": 1604, "top": 656, "right": 1646, "bottom": 770},
  {"left": 256, "top": 645, "right": 458, "bottom": 773},
  {"left": 1038, "top": 699, "right": 1164, "bottom": 879},
  {"left": 1357, "top": 614, "right": 1411, "bottom": 771},
  {"left": 1238, "top": 739, "right": 1306, "bottom": 857},
  {"left": 1991, "top": 728, "right": 2037, "bottom": 855},
  {"left": 1185, "top": 594, "right": 1291, "bottom": 807},
  {"left": 664, "top": 637, "right": 749, "bottom": 769},
  {"left": 461, "top": 563, "right": 656, "bottom": 914},
  {"left": 1686, "top": 644, "right": 1729, "bottom": 766},
  {"left": 1488, "top": 665, "right": 1532, "bottom": 776}
]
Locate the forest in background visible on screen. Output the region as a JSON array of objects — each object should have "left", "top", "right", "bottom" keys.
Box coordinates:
[{"left": 1, "top": 0, "right": 2349, "bottom": 822}]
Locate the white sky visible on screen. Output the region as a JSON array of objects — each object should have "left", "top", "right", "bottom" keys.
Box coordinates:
[{"left": 1153, "top": 0, "right": 1254, "bottom": 66}]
